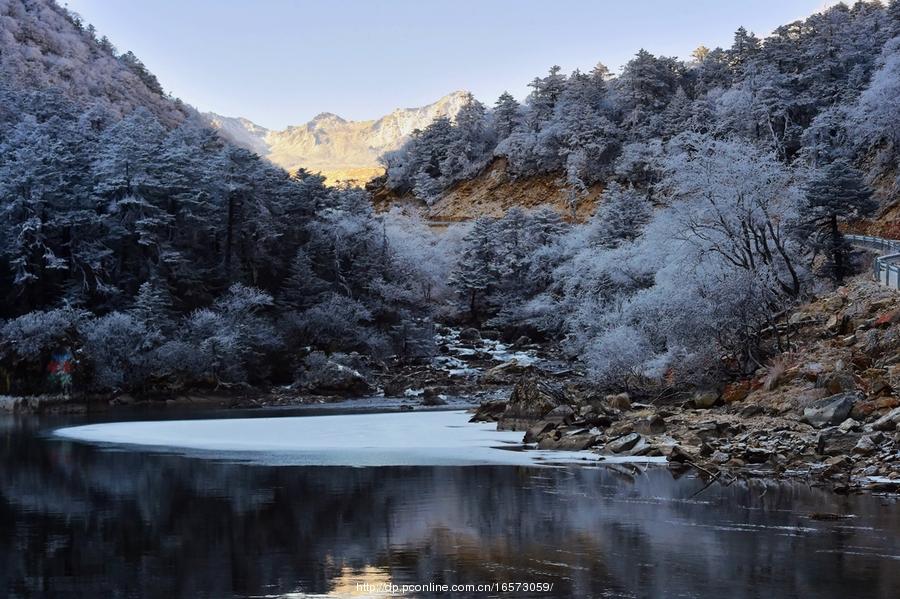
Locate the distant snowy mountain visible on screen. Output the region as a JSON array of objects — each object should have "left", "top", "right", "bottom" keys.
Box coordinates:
[{"left": 205, "top": 91, "right": 470, "bottom": 184}]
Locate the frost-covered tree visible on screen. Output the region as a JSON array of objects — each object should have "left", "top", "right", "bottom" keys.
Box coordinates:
[
  {"left": 586, "top": 183, "right": 652, "bottom": 249},
  {"left": 493, "top": 92, "right": 521, "bottom": 139},
  {"left": 525, "top": 65, "right": 567, "bottom": 129},
  {"left": 663, "top": 134, "right": 805, "bottom": 298},
  {"left": 450, "top": 219, "right": 496, "bottom": 323}
]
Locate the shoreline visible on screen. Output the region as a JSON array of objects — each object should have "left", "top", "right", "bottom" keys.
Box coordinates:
[{"left": 5, "top": 384, "right": 899, "bottom": 496}]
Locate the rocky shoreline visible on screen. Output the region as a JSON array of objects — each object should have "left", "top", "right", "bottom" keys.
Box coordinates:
[
  {"left": 470, "top": 375, "right": 900, "bottom": 495},
  {"left": 5, "top": 277, "right": 900, "bottom": 495}
]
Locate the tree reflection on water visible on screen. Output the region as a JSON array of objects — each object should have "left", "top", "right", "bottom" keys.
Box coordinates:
[{"left": 1, "top": 414, "right": 899, "bottom": 598}]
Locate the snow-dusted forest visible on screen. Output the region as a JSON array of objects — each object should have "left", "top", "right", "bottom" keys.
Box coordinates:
[{"left": 1, "top": 0, "right": 899, "bottom": 396}]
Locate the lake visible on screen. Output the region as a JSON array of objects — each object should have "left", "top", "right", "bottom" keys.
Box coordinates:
[{"left": 2, "top": 406, "right": 899, "bottom": 598}]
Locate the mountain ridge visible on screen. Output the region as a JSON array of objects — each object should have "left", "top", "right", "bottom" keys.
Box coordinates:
[{"left": 205, "top": 90, "right": 471, "bottom": 184}]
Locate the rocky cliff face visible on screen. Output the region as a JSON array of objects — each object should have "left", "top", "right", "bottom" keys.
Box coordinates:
[
  {"left": 371, "top": 158, "right": 602, "bottom": 223},
  {"left": 206, "top": 91, "right": 470, "bottom": 185}
]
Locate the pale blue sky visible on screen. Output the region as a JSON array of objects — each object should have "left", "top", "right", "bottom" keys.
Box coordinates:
[{"left": 64, "top": 0, "right": 837, "bottom": 129}]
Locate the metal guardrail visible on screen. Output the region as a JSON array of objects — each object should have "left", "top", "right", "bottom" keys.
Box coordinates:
[{"left": 846, "top": 234, "right": 900, "bottom": 288}]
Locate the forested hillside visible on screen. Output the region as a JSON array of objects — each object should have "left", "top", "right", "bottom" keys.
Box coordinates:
[
  {"left": 383, "top": 2, "right": 900, "bottom": 209},
  {"left": 380, "top": 1, "right": 900, "bottom": 386},
  {"left": 0, "top": 0, "right": 449, "bottom": 395},
  {"left": 3, "top": 0, "right": 900, "bottom": 399}
]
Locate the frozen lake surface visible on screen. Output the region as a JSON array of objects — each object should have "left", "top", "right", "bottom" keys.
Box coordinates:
[{"left": 55, "top": 409, "right": 663, "bottom": 467}]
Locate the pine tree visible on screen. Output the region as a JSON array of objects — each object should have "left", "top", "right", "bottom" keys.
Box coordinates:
[
  {"left": 449, "top": 219, "right": 497, "bottom": 323},
  {"left": 130, "top": 280, "right": 175, "bottom": 335},
  {"left": 526, "top": 65, "right": 567, "bottom": 129},
  {"left": 805, "top": 159, "right": 876, "bottom": 283},
  {"left": 588, "top": 183, "right": 652, "bottom": 248},
  {"left": 729, "top": 26, "right": 760, "bottom": 71}
]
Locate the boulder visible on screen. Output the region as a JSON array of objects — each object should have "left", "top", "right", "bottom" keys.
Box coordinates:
[
  {"left": 666, "top": 445, "right": 697, "bottom": 464},
  {"left": 523, "top": 420, "right": 557, "bottom": 444},
  {"left": 633, "top": 415, "right": 667, "bottom": 435},
  {"left": 816, "top": 371, "right": 857, "bottom": 395},
  {"left": 582, "top": 410, "right": 614, "bottom": 429},
  {"left": 543, "top": 405, "right": 575, "bottom": 425},
  {"left": 480, "top": 329, "right": 501, "bottom": 340},
  {"left": 537, "top": 429, "right": 561, "bottom": 449},
  {"left": 837, "top": 418, "right": 860, "bottom": 433},
  {"left": 801, "top": 392, "right": 859, "bottom": 428},
  {"left": 481, "top": 360, "right": 528, "bottom": 384},
  {"left": 421, "top": 390, "right": 447, "bottom": 406},
  {"left": 740, "top": 404, "right": 763, "bottom": 418},
  {"left": 498, "top": 376, "right": 569, "bottom": 431},
  {"left": 554, "top": 433, "right": 602, "bottom": 450},
  {"left": 298, "top": 355, "right": 372, "bottom": 396},
  {"left": 469, "top": 400, "right": 507, "bottom": 423},
  {"left": 458, "top": 328, "right": 481, "bottom": 342},
  {"left": 605, "top": 392, "right": 631, "bottom": 410},
  {"left": 823, "top": 454, "right": 852, "bottom": 476},
  {"left": 692, "top": 389, "right": 720, "bottom": 409},
  {"left": 872, "top": 406, "right": 900, "bottom": 432},
  {"left": 606, "top": 432, "right": 642, "bottom": 453},
  {"left": 816, "top": 429, "right": 862, "bottom": 456},
  {"left": 744, "top": 448, "right": 770, "bottom": 464},
  {"left": 853, "top": 435, "right": 877, "bottom": 455},
  {"left": 513, "top": 335, "right": 532, "bottom": 348},
  {"left": 711, "top": 450, "right": 731, "bottom": 464},
  {"left": 623, "top": 436, "right": 660, "bottom": 456}
]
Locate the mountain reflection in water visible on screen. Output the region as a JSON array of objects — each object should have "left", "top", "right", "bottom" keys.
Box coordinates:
[{"left": 1, "top": 412, "right": 899, "bottom": 598}]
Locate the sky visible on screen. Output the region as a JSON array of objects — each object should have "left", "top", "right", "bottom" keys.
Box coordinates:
[{"left": 63, "top": 0, "right": 838, "bottom": 130}]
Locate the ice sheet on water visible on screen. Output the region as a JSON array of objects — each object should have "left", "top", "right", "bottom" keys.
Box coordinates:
[{"left": 55, "top": 410, "right": 666, "bottom": 467}]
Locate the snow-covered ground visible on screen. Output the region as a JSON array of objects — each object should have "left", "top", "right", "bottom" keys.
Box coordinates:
[{"left": 55, "top": 410, "right": 665, "bottom": 467}]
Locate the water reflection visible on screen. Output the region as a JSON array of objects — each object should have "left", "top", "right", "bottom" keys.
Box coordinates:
[{"left": 1, "top": 413, "right": 899, "bottom": 598}]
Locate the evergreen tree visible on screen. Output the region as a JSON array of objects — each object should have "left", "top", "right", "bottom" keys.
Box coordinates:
[
  {"left": 449, "top": 219, "right": 497, "bottom": 323},
  {"left": 587, "top": 183, "right": 652, "bottom": 248},
  {"left": 804, "top": 159, "right": 876, "bottom": 283},
  {"left": 728, "top": 26, "right": 761, "bottom": 71},
  {"left": 493, "top": 92, "right": 520, "bottom": 138},
  {"left": 526, "top": 65, "right": 567, "bottom": 129}
]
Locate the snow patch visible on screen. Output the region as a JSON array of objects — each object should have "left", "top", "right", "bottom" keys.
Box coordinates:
[{"left": 55, "top": 410, "right": 665, "bottom": 467}]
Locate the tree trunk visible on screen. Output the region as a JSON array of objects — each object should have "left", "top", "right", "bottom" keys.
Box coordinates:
[
  {"left": 224, "top": 193, "right": 235, "bottom": 279},
  {"left": 831, "top": 213, "right": 843, "bottom": 284}
]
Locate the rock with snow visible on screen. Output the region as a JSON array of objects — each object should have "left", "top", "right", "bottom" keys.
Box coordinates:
[
  {"left": 801, "top": 392, "right": 859, "bottom": 428},
  {"left": 872, "top": 407, "right": 900, "bottom": 431},
  {"left": 296, "top": 353, "right": 372, "bottom": 396},
  {"left": 606, "top": 432, "right": 642, "bottom": 454}
]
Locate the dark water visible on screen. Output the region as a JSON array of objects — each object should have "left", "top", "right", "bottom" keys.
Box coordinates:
[{"left": 2, "top": 409, "right": 900, "bottom": 598}]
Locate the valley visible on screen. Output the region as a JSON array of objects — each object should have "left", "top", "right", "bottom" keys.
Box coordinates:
[{"left": 3, "top": 0, "right": 900, "bottom": 596}]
